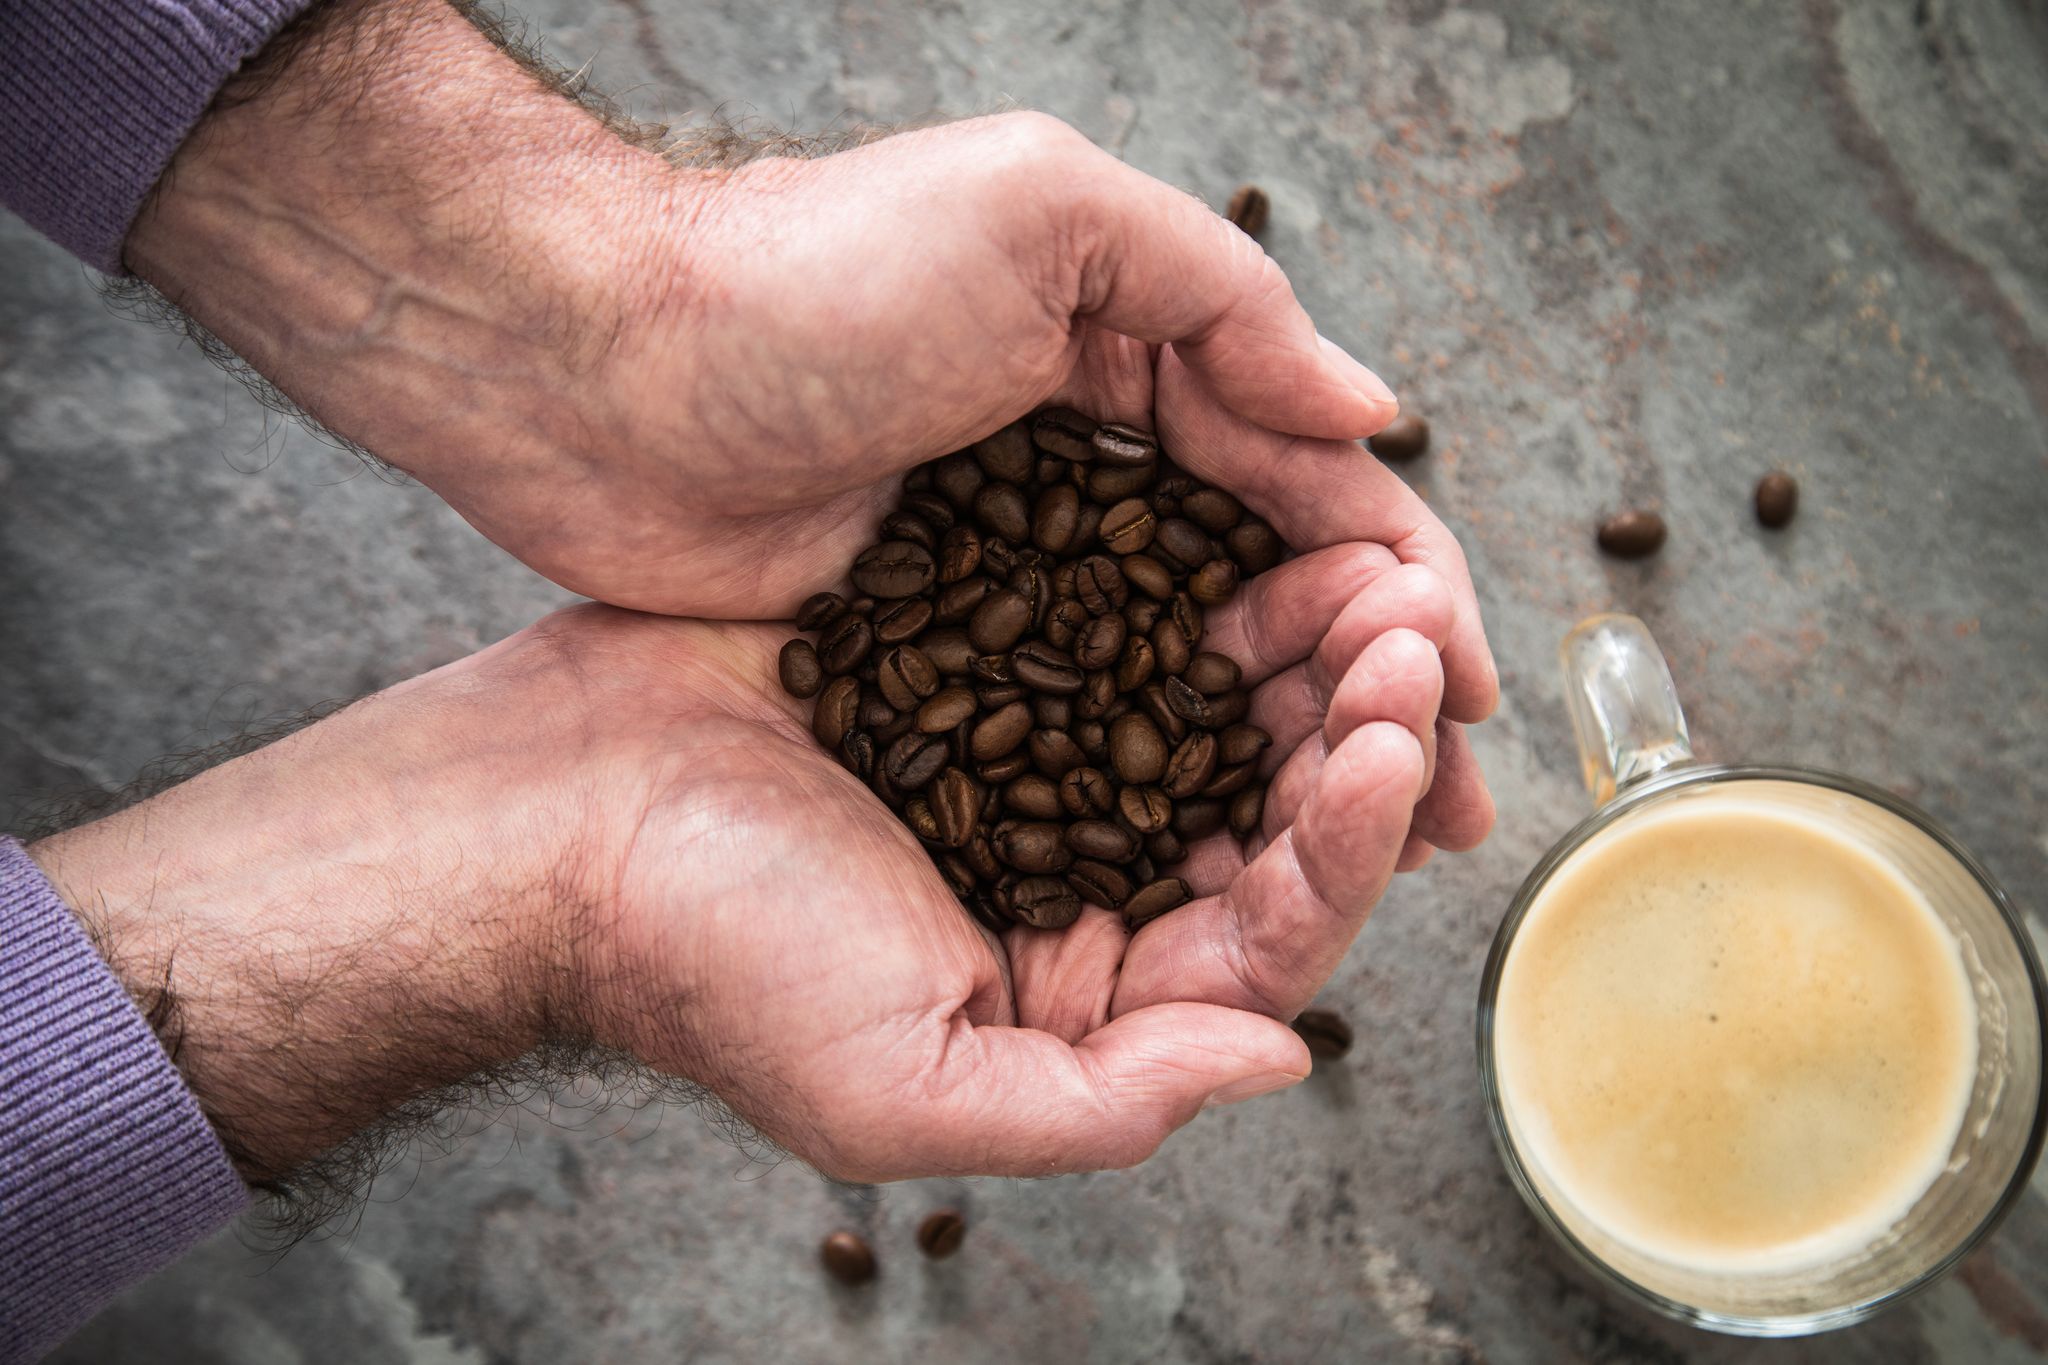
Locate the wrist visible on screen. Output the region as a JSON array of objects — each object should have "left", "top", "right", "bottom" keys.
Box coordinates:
[
  {"left": 24, "top": 629, "right": 592, "bottom": 1181},
  {"left": 123, "top": 0, "right": 697, "bottom": 547}
]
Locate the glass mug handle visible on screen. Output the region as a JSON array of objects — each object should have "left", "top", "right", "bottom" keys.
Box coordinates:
[{"left": 1560, "top": 613, "right": 1696, "bottom": 805}]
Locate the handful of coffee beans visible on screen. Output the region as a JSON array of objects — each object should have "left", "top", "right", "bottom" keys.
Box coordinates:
[{"left": 778, "top": 409, "right": 1284, "bottom": 936}]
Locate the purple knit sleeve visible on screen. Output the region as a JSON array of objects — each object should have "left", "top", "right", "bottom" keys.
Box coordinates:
[
  {"left": 0, "top": 838, "right": 249, "bottom": 1363},
  {"left": 0, "top": 0, "right": 318, "bottom": 273}
]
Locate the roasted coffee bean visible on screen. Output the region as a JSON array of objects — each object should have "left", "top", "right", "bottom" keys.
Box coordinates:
[
  {"left": 873, "top": 596, "right": 933, "bottom": 645},
  {"left": 1200, "top": 760, "right": 1257, "bottom": 798},
  {"left": 1067, "top": 859, "right": 1133, "bottom": 908},
  {"left": 937, "top": 852, "right": 977, "bottom": 898},
  {"left": 938, "top": 526, "right": 984, "bottom": 582},
  {"left": 1033, "top": 407, "right": 1098, "bottom": 461},
  {"left": 1073, "top": 668, "right": 1118, "bottom": 720},
  {"left": 969, "top": 589, "right": 1032, "bottom": 653},
  {"left": 1124, "top": 597, "right": 1163, "bottom": 636},
  {"left": 1011, "top": 641, "right": 1085, "bottom": 694},
  {"left": 1292, "top": 1008, "right": 1353, "bottom": 1059},
  {"left": 935, "top": 575, "right": 995, "bottom": 624},
  {"left": 1229, "top": 784, "right": 1266, "bottom": 839},
  {"left": 852, "top": 540, "right": 937, "bottom": 598},
  {"left": 918, "top": 685, "right": 979, "bottom": 733},
  {"left": 928, "top": 768, "right": 982, "bottom": 848},
  {"left": 880, "top": 509, "right": 938, "bottom": 551},
  {"left": 1164, "top": 676, "right": 1214, "bottom": 727},
  {"left": 1598, "top": 509, "right": 1666, "bottom": 559},
  {"left": 1010, "top": 875, "right": 1081, "bottom": 929},
  {"left": 965, "top": 828, "right": 1003, "bottom": 880},
  {"left": 1225, "top": 519, "right": 1283, "bottom": 573},
  {"left": 878, "top": 646, "right": 941, "bottom": 710},
  {"left": 840, "top": 731, "right": 875, "bottom": 780},
  {"left": 1122, "top": 877, "right": 1191, "bottom": 929},
  {"left": 883, "top": 732, "right": 949, "bottom": 789},
  {"left": 1008, "top": 562, "right": 1053, "bottom": 625},
  {"left": 1367, "top": 414, "right": 1430, "bottom": 461},
  {"left": 1087, "top": 461, "right": 1156, "bottom": 503},
  {"left": 975, "top": 483, "right": 1032, "bottom": 544},
  {"left": 1118, "top": 783, "right": 1173, "bottom": 834},
  {"left": 1059, "top": 766, "right": 1115, "bottom": 818},
  {"left": 1189, "top": 559, "right": 1239, "bottom": 606},
  {"left": 1029, "top": 728, "right": 1087, "bottom": 778},
  {"left": 1180, "top": 488, "right": 1242, "bottom": 534},
  {"left": 904, "top": 797, "right": 940, "bottom": 842},
  {"left": 970, "top": 702, "right": 1033, "bottom": 760},
  {"left": 1151, "top": 618, "right": 1192, "bottom": 676},
  {"left": 1115, "top": 635, "right": 1157, "bottom": 691},
  {"left": 1099, "top": 497, "right": 1157, "bottom": 554},
  {"left": 975, "top": 682, "right": 1026, "bottom": 709},
  {"left": 1005, "top": 773, "right": 1065, "bottom": 821},
  {"left": 970, "top": 657, "right": 1014, "bottom": 689},
  {"left": 1065, "top": 819, "right": 1139, "bottom": 862},
  {"left": 1138, "top": 681, "right": 1188, "bottom": 742},
  {"left": 920, "top": 628, "right": 976, "bottom": 676},
  {"left": 1218, "top": 723, "right": 1273, "bottom": 766},
  {"left": 821, "top": 1230, "right": 877, "bottom": 1285},
  {"left": 1073, "top": 718, "right": 1109, "bottom": 763},
  {"left": 813, "top": 676, "right": 861, "bottom": 749},
  {"left": 1109, "top": 713, "right": 1169, "bottom": 783},
  {"left": 820, "top": 614, "right": 874, "bottom": 675},
  {"left": 848, "top": 597, "right": 876, "bottom": 616},
  {"left": 796, "top": 591, "right": 847, "bottom": 631},
  {"left": 1033, "top": 695, "right": 1072, "bottom": 729},
  {"left": 981, "top": 536, "right": 1019, "bottom": 579},
  {"left": 1043, "top": 598, "right": 1089, "bottom": 652},
  {"left": 1755, "top": 471, "right": 1798, "bottom": 528},
  {"left": 1092, "top": 423, "right": 1158, "bottom": 467},
  {"left": 1074, "top": 614, "right": 1128, "bottom": 670},
  {"left": 1073, "top": 555, "right": 1128, "bottom": 614},
  {"left": 1172, "top": 798, "right": 1227, "bottom": 839},
  {"left": 965, "top": 894, "right": 1010, "bottom": 935},
  {"left": 903, "top": 491, "right": 956, "bottom": 532},
  {"left": 1152, "top": 519, "right": 1213, "bottom": 573},
  {"left": 1204, "top": 689, "right": 1250, "bottom": 727},
  {"left": 932, "top": 453, "right": 985, "bottom": 508},
  {"left": 1183, "top": 652, "right": 1241, "bottom": 695},
  {"left": 1162, "top": 732, "right": 1220, "bottom": 798},
  {"left": 1225, "top": 184, "right": 1269, "bottom": 237},
  {"left": 1146, "top": 828, "right": 1186, "bottom": 864},
  {"left": 973, "top": 420, "right": 1036, "bottom": 483},
  {"left": 1121, "top": 552, "right": 1174, "bottom": 601},
  {"left": 977, "top": 751, "right": 1032, "bottom": 783},
  {"left": 993, "top": 821, "right": 1073, "bottom": 874},
  {"left": 1168, "top": 592, "right": 1205, "bottom": 647},
  {"left": 1073, "top": 501, "right": 1104, "bottom": 552},
  {"left": 1034, "top": 483, "right": 1082, "bottom": 554},
  {"left": 874, "top": 710, "right": 916, "bottom": 747},
  {"left": 779, "top": 639, "right": 823, "bottom": 698}
]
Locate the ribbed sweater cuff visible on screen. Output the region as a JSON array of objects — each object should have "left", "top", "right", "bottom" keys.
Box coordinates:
[
  {"left": 0, "top": 0, "right": 320, "bottom": 273},
  {"left": 0, "top": 838, "right": 249, "bottom": 1363}
]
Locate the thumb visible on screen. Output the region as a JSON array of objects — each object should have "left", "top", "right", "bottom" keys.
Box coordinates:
[
  {"left": 834, "top": 1003, "right": 1308, "bottom": 1181},
  {"left": 1026, "top": 122, "right": 1396, "bottom": 439}
]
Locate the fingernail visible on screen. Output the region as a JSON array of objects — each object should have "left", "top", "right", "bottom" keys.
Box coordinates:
[
  {"left": 1316, "top": 334, "right": 1398, "bottom": 412},
  {"left": 1203, "top": 1069, "right": 1307, "bottom": 1109}
]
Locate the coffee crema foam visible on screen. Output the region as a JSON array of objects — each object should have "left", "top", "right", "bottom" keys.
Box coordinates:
[{"left": 1496, "top": 793, "right": 1977, "bottom": 1273}]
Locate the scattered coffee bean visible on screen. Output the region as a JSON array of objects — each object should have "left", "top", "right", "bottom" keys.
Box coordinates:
[
  {"left": 1597, "top": 509, "right": 1667, "bottom": 560},
  {"left": 779, "top": 409, "right": 1286, "bottom": 932},
  {"left": 821, "top": 1230, "right": 877, "bottom": 1285},
  {"left": 1225, "top": 184, "right": 1270, "bottom": 238},
  {"left": 917, "top": 1209, "right": 968, "bottom": 1260},
  {"left": 1367, "top": 414, "right": 1430, "bottom": 461},
  {"left": 1755, "top": 471, "right": 1798, "bottom": 528},
  {"left": 1292, "top": 1008, "right": 1353, "bottom": 1060}
]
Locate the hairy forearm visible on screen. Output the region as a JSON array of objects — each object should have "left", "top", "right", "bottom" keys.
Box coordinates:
[
  {"left": 24, "top": 635, "right": 586, "bottom": 1183},
  {"left": 124, "top": 0, "right": 693, "bottom": 535}
]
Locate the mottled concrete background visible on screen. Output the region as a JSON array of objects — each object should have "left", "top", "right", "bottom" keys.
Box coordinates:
[{"left": 5, "top": 0, "right": 2046, "bottom": 1360}]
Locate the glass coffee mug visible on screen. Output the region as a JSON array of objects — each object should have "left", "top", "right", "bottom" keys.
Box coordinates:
[{"left": 1477, "top": 614, "right": 2047, "bottom": 1336}]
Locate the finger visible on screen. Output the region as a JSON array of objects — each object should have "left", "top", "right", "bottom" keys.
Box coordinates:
[
  {"left": 1395, "top": 833, "right": 1436, "bottom": 872},
  {"left": 1050, "top": 327, "right": 1158, "bottom": 428},
  {"left": 1261, "top": 628, "right": 1441, "bottom": 833},
  {"left": 1175, "top": 830, "right": 1248, "bottom": 899},
  {"left": 1005, "top": 907, "right": 1128, "bottom": 1045},
  {"left": 1155, "top": 354, "right": 1498, "bottom": 722},
  {"left": 824, "top": 1004, "right": 1308, "bottom": 1180},
  {"left": 1246, "top": 617, "right": 1447, "bottom": 775},
  {"left": 1029, "top": 124, "right": 1397, "bottom": 438},
  {"left": 1410, "top": 718, "right": 1494, "bottom": 852},
  {"left": 1113, "top": 721, "right": 1424, "bottom": 1018},
  {"left": 1200, "top": 543, "right": 1401, "bottom": 686}
]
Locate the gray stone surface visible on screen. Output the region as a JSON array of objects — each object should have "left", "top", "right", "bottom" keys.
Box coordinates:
[{"left": 4, "top": 0, "right": 2045, "bottom": 1360}]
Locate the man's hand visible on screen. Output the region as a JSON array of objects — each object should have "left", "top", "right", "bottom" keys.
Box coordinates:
[
  {"left": 123, "top": 0, "right": 1495, "bottom": 732},
  {"left": 29, "top": 589, "right": 1465, "bottom": 1184}
]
